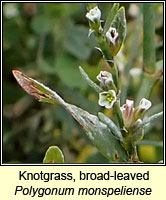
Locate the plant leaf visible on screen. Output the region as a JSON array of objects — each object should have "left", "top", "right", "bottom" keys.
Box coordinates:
[
  {"left": 103, "top": 3, "right": 120, "bottom": 35},
  {"left": 13, "top": 70, "right": 128, "bottom": 162},
  {"left": 65, "top": 104, "right": 128, "bottom": 162},
  {"left": 43, "top": 146, "right": 64, "bottom": 163},
  {"left": 79, "top": 66, "right": 103, "bottom": 93},
  {"left": 31, "top": 15, "right": 52, "bottom": 35},
  {"left": 134, "top": 112, "right": 163, "bottom": 132},
  {"left": 12, "top": 69, "right": 66, "bottom": 105},
  {"left": 111, "top": 7, "right": 126, "bottom": 55},
  {"left": 98, "top": 112, "right": 123, "bottom": 141}
]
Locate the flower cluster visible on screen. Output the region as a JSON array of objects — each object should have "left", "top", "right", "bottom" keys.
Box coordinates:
[
  {"left": 86, "top": 4, "right": 153, "bottom": 152},
  {"left": 96, "top": 70, "right": 152, "bottom": 135},
  {"left": 86, "top": 6, "right": 120, "bottom": 55},
  {"left": 97, "top": 71, "right": 118, "bottom": 109}
]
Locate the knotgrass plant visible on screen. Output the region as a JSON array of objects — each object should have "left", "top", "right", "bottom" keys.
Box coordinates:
[{"left": 12, "top": 3, "right": 163, "bottom": 163}]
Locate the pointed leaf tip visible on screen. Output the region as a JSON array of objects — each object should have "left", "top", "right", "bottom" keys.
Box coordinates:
[
  {"left": 12, "top": 69, "right": 39, "bottom": 99},
  {"left": 12, "top": 69, "right": 54, "bottom": 102}
]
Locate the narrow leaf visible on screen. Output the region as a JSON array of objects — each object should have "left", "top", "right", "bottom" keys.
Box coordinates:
[
  {"left": 79, "top": 66, "right": 103, "bottom": 93},
  {"left": 134, "top": 112, "right": 163, "bottom": 131},
  {"left": 103, "top": 3, "right": 119, "bottom": 35},
  {"left": 111, "top": 7, "right": 126, "bottom": 55},
  {"left": 43, "top": 146, "right": 64, "bottom": 163}
]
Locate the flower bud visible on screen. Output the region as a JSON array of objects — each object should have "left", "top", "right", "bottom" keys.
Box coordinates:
[
  {"left": 97, "top": 71, "right": 114, "bottom": 90},
  {"left": 86, "top": 6, "right": 101, "bottom": 23},
  {"left": 86, "top": 6, "right": 102, "bottom": 32},
  {"left": 134, "top": 98, "right": 152, "bottom": 120},
  {"left": 106, "top": 27, "right": 119, "bottom": 56},
  {"left": 121, "top": 99, "right": 134, "bottom": 129}
]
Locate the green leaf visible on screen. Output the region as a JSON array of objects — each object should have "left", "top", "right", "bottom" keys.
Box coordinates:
[
  {"left": 55, "top": 53, "right": 86, "bottom": 88},
  {"left": 64, "top": 25, "right": 94, "bottom": 60},
  {"left": 134, "top": 112, "right": 163, "bottom": 132},
  {"left": 79, "top": 66, "right": 103, "bottom": 93},
  {"left": 111, "top": 7, "right": 126, "bottom": 55},
  {"left": 13, "top": 70, "right": 128, "bottom": 162},
  {"left": 3, "top": 20, "right": 21, "bottom": 47},
  {"left": 31, "top": 15, "right": 52, "bottom": 35},
  {"left": 103, "top": 3, "right": 120, "bottom": 35},
  {"left": 37, "top": 58, "right": 55, "bottom": 75},
  {"left": 98, "top": 112, "right": 123, "bottom": 141},
  {"left": 65, "top": 104, "right": 128, "bottom": 162},
  {"left": 43, "top": 146, "right": 64, "bottom": 163}
]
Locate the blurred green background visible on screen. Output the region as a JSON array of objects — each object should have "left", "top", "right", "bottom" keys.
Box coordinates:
[{"left": 3, "top": 3, "right": 163, "bottom": 164}]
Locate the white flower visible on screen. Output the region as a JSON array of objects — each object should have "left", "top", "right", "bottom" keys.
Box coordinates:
[
  {"left": 98, "top": 90, "right": 117, "bottom": 109},
  {"left": 138, "top": 98, "right": 152, "bottom": 111},
  {"left": 134, "top": 98, "right": 152, "bottom": 120},
  {"left": 86, "top": 6, "right": 101, "bottom": 23},
  {"left": 106, "top": 27, "right": 119, "bottom": 46},
  {"left": 121, "top": 99, "right": 134, "bottom": 128},
  {"left": 97, "top": 71, "right": 113, "bottom": 89}
]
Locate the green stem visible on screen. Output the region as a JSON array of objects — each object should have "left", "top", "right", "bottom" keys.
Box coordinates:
[
  {"left": 95, "top": 32, "right": 122, "bottom": 128},
  {"left": 136, "top": 3, "right": 156, "bottom": 105},
  {"left": 114, "top": 101, "right": 124, "bottom": 129},
  {"left": 135, "top": 74, "right": 156, "bottom": 105},
  {"left": 95, "top": 35, "right": 119, "bottom": 91},
  {"left": 124, "top": 138, "right": 139, "bottom": 163},
  {"left": 143, "top": 3, "right": 156, "bottom": 73},
  {"left": 121, "top": 10, "right": 141, "bottom": 104}
]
